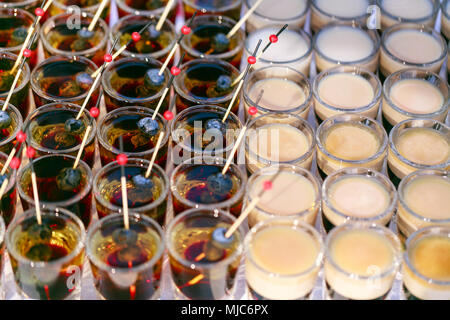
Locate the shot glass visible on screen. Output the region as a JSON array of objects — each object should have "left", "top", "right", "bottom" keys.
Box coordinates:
[
  {"left": 116, "top": 0, "right": 177, "bottom": 20},
  {"left": 310, "top": 0, "right": 371, "bottom": 33},
  {"left": 24, "top": 102, "right": 97, "bottom": 166},
  {"left": 170, "top": 156, "right": 247, "bottom": 217},
  {"left": 387, "top": 119, "right": 450, "bottom": 186},
  {"left": 380, "top": 23, "right": 447, "bottom": 78},
  {"left": 0, "top": 151, "right": 17, "bottom": 226},
  {"left": 316, "top": 113, "right": 388, "bottom": 179},
  {"left": 245, "top": 165, "right": 320, "bottom": 228},
  {"left": 442, "top": 0, "right": 450, "bottom": 40},
  {"left": 403, "top": 226, "right": 450, "bottom": 300},
  {"left": 0, "top": 0, "right": 40, "bottom": 12},
  {"left": 245, "top": 217, "right": 324, "bottom": 300},
  {"left": 322, "top": 167, "right": 397, "bottom": 233},
  {"left": 102, "top": 57, "right": 170, "bottom": 113},
  {"left": 97, "top": 106, "right": 169, "bottom": 166},
  {"left": 244, "top": 0, "right": 309, "bottom": 34},
  {"left": 49, "top": 0, "right": 110, "bottom": 22},
  {"left": 174, "top": 58, "right": 240, "bottom": 113},
  {"left": 0, "top": 101, "right": 23, "bottom": 155},
  {"left": 110, "top": 15, "right": 176, "bottom": 62},
  {"left": 180, "top": 15, "right": 244, "bottom": 68},
  {"left": 243, "top": 66, "right": 312, "bottom": 121},
  {"left": 397, "top": 169, "right": 450, "bottom": 243},
  {"left": 245, "top": 26, "right": 313, "bottom": 76},
  {"left": 86, "top": 213, "right": 165, "bottom": 300},
  {"left": 183, "top": 0, "right": 243, "bottom": 21},
  {"left": 245, "top": 112, "right": 315, "bottom": 174},
  {"left": 30, "top": 55, "right": 100, "bottom": 110},
  {"left": 167, "top": 208, "right": 244, "bottom": 300},
  {"left": 0, "top": 8, "right": 38, "bottom": 69},
  {"left": 314, "top": 24, "right": 380, "bottom": 73},
  {"left": 324, "top": 223, "right": 402, "bottom": 300},
  {"left": 0, "top": 215, "right": 4, "bottom": 299},
  {"left": 17, "top": 154, "right": 93, "bottom": 228},
  {"left": 6, "top": 207, "right": 85, "bottom": 300},
  {"left": 170, "top": 104, "right": 242, "bottom": 161},
  {"left": 382, "top": 68, "right": 449, "bottom": 132},
  {"left": 40, "top": 12, "right": 108, "bottom": 67},
  {"left": 378, "top": 0, "right": 439, "bottom": 30},
  {"left": 313, "top": 66, "right": 381, "bottom": 122},
  {"left": 93, "top": 159, "right": 169, "bottom": 226},
  {"left": 0, "top": 51, "right": 30, "bottom": 118}
]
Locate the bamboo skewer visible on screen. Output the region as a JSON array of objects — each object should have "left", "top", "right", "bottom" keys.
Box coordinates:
[
  {"left": 226, "top": 0, "right": 265, "bottom": 38},
  {"left": 87, "top": 0, "right": 109, "bottom": 32},
  {"left": 158, "top": 12, "right": 197, "bottom": 76},
  {"left": 144, "top": 132, "right": 164, "bottom": 178},
  {"left": 156, "top": 0, "right": 175, "bottom": 31},
  {"left": 221, "top": 39, "right": 262, "bottom": 123}
]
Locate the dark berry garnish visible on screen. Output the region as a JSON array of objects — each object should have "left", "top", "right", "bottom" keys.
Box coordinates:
[
  {"left": 77, "top": 28, "right": 94, "bottom": 39},
  {"left": 56, "top": 168, "right": 81, "bottom": 191},
  {"left": 206, "top": 173, "right": 233, "bottom": 197},
  {"left": 147, "top": 24, "right": 161, "bottom": 41},
  {"left": 137, "top": 117, "right": 159, "bottom": 136},
  {"left": 75, "top": 72, "right": 93, "bottom": 91},
  {"left": 11, "top": 27, "right": 27, "bottom": 45},
  {"left": 0, "top": 174, "right": 6, "bottom": 186},
  {"left": 215, "top": 75, "right": 232, "bottom": 93},
  {"left": 212, "top": 33, "right": 230, "bottom": 53},
  {"left": 205, "top": 118, "right": 226, "bottom": 135},
  {"left": 144, "top": 68, "right": 165, "bottom": 90},
  {"left": 64, "top": 118, "right": 85, "bottom": 133},
  {"left": 0, "top": 110, "right": 12, "bottom": 129},
  {"left": 28, "top": 223, "right": 52, "bottom": 241},
  {"left": 132, "top": 174, "right": 154, "bottom": 189},
  {"left": 112, "top": 228, "right": 138, "bottom": 246}
]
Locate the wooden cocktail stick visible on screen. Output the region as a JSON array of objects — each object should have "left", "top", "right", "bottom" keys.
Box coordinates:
[
  {"left": 25, "top": 145, "right": 42, "bottom": 225},
  {"left": 151, "top": 53, "right": 185, "bottom": 120},
  {"left": 144, "top": 132, "right": 164, "bottom": 178},
  {"left": 221, "top": 39, "right": 262, "bottom": 123},
  {"left": 11, "top": 0, "right": 54, "bottom": 74},
  {"left": 230, "top": 24, "right": 288, "bottom": 87},
  {"left": 156, "top": 0, "right": 175, "bottom": 31},
  {"left": 224, "top": 170, "right": 281, "bottom": 238},
  {"left": 158, "top": 12, "right": 197, "bottom": 76},
  {"left": 221, "top": 90, "right": 264, "bottom": 175},
  {"left": 226, "top": 0, "right": 265, "bottom": 38},
  {"left": 72, "top": 125, "right": 91, "bottom": 169},
  {"left": 91, "top": 19, "right": 155, "bottom": 78},
  {"left": 118, "top": 136, "right": 129, "bottom": 230},
  {"left": 87, "top": 0, "right": 109, "bottom": 32}
]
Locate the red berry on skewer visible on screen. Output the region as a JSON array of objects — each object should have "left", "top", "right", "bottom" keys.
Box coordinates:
[
  {"left": 263, "top": 180, "right": 273, "bottom": 191},
  {"left": 26, "top": 146, "right": 36, "bottom": 159},
  {"left": 269, "top": 34, "right": 278, "bottom": 43},
  {"left": 10, "top": 157, "right": 20, "bottom": 169},
  {"left": 23, "top": 49, "right": 32, "bottom": 58},
  {"left": 131, "top": 32, "right": 141, "bottom": 42},
  {"left": 116, "top": 154, "right": 128, "bottom": 165},
  {"left": 16, "top": 131, "right": 26, "bottom": 143},
  {"left": 247, "top": 56, "right": 256, "bottom": 64},
  {"left": 35, "top": 8, "right": 44, "bottom": 17},
  {"left": 170, "top": 66, "right": 180, "bottom": 76},
  {"left": 181, "top": 25, "right": 191, "bottom": 35},
  {"left": 163, "top": 110, "right": 174, "bottom": 120},
  {"left": 248, "top": 106, "right": 258, "bottom": 116},
  {"left": 90, "top": 107, "right": 100, "bottom": 118},
  {"left": 104, "top": 54, "right": 112, "bottom": 63}
]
